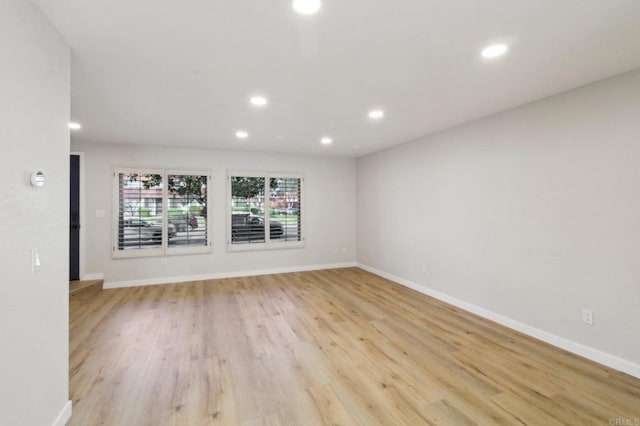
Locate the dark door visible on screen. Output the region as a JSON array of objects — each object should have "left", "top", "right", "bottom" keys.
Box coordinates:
[{"left": 69, "top": 155, "right": 80, "bottom": 280}]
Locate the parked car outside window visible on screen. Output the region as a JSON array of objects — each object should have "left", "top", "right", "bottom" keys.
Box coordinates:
[
  {"left": 168, "top": 214, "right": 198, "bottom": 232},
  {"left": 231, "top": 212, "right": 283, "bottom": 242},
  {"left": 122, "top": 218, "right": 176, "bottom": 245}
]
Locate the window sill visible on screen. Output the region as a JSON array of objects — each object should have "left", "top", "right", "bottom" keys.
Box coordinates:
[{"left": 226, "top": 240, "right": 305, "bottom": 252}]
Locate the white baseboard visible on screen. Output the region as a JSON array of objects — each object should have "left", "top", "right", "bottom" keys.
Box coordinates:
[
  {"left": 82, "top": 273, "right": 104, "bottom": 280},
  {"left": 103, "top": 262, "right": 357, "bottom": 289},
  {"left": 51, "top": 400, "right": 72, "bottom": 426},
  {"left": 357, "top": 263, "right": 640, "bottom": 379}
]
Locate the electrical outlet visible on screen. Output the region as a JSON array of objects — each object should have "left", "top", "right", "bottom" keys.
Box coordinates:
[{"left": 582, "top": 309, "right": 594, "bottom": 325}]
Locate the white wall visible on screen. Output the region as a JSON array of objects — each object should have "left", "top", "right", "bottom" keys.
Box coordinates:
[
  {"left": 70, "top": 143, "right": 356, "bottom": 285},
  {"left": 357, "top": 69, "right": 640, "bottom": 372},
  {"left": 0, "top": 1, "right": 71, "bottom": 425}
]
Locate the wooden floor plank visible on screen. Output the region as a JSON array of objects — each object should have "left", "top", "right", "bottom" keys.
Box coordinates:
[{"left": 69, "top": 268, "right": 640, "bottom": 425}]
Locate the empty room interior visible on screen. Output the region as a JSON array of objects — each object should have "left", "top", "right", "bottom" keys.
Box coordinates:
[{"left": 2, "top": 0, "right": 640, "bottom": 425}]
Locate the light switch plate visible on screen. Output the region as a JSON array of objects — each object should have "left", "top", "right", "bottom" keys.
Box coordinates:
[{"left": 32, "top": 248, "right": 41, "bottom": 272}]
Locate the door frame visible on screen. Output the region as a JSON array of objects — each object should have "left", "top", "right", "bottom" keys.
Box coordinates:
[{"left": 70, "top": 151, "right": 86, "bottom": 280}]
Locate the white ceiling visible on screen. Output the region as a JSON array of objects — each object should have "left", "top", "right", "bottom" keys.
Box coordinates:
[{"left": 36, "top": 0, "right": 640, "bottom": 157}]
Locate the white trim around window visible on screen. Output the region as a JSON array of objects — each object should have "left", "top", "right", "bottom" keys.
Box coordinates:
[
  {"left": 112, "top": 167, "right": 212, "bottom": 259},
  {"left": 227, "top": 171, "right": 305, "bottom": 252}
]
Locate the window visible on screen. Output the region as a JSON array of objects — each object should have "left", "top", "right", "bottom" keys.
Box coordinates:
[
  {"left": 228, "top": 172, "right": 303, "bottom": 250},
  {"left": 113, "top": 168, "right": 211, "bottom": 258}
]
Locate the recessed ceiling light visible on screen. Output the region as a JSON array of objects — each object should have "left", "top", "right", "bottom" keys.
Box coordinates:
[
  {"left": 235, "top": 131, "right": 249, "bottom": 139},
  {"left": 250, "top": 96, "right": 268, "bottom": 106},
  {"left": 292, "top": 0, "right": 321, "bottom": 15},
  {"left": 69, "top": 122, "right": 82, "bottom": 130},
  {"left": 481, "top": 44, "right": 508, "bottom": 58},
  {"left": 368, "top": 110, "right": 384, "bottom": 120},
  {"left": 321, "top": 137, "right": 333, "bottom": 145}
]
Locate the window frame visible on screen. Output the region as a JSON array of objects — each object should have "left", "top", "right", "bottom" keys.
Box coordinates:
[
  {"left": 112, "top": 167, "right": 212, "bottom": 259},
  {"left": 227, "top": 171, "right": 305, "bottom": 252}
]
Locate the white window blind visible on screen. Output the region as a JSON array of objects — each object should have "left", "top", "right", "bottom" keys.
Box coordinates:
[
  {"left": 269, "top": 177, "right": 302, "bottom": 244},
  {"left": 113, "top": 168, "right": 211, "bottom": 258},
  {"left": 166, "top": 172, "right": 209, "bottom": 253},
  {"left": 228, "top": 173, "right": 304, "bottom": 251}
]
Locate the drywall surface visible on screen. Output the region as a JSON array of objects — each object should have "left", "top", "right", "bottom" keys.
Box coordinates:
[
  {"left": 70, "top": 143, "right": 356, "bottom": 284},
  {"left": 0, "top": 1, "right": 71, "bottom": 424},
  {"left": 357, "top": 69, "right": 640, "bottom": 367}
]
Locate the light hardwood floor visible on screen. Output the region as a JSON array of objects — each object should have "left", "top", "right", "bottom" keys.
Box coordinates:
[
  {"left": 69, "top": 268, "right": 640, "bottom": 425},
  {"left": 70, "top": 279, "right": 102, "bottom": 295}
]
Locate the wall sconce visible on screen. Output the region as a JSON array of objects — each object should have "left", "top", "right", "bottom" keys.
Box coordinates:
[{"left": 30, "top": 171, "right": 45, "bottom": 187}]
